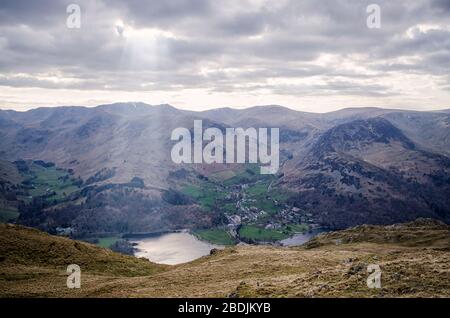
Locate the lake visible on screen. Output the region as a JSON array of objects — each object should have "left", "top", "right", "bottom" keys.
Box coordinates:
[
  {"left": 132, "top": 229, "right": 325, "bottom": 265},
  {"left": 279, "top": 228, "right": 326, "bottom": 246},
  {"left": 132, "top": 231, "right": 222, "bottom": 265}
]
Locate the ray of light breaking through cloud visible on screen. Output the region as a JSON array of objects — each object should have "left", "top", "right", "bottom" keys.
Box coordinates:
[{"left": 0, "top": 0, "right": 449, "bottom": 112}]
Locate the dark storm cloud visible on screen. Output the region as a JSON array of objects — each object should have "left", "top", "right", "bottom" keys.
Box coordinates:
[
  {"left": 431, "top": 0, "right": 450, "bottom": 12},
  {"left": 0, "top": 0, "right": 65, "bottom": 26},
  {"left": 0, "top": 0, "right": 449, "bottom": 98}
]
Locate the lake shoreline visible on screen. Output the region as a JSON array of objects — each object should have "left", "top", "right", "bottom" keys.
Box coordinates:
[
  {"left": 130, "top": 227, "right": 328, "bottom": 265},
  {"left": 131, "top": 231, "right": 223, "bottom": 265},
  {"left": 192, "top": 227, "right": 328, "bottom": 247}
]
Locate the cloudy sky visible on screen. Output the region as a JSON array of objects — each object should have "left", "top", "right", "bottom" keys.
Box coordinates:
[{"left": 0, "top": 0, "right": 449, "bottom": 112}]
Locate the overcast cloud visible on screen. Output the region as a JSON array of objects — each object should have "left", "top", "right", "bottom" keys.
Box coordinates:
[{"left": 0, "top": 0, "right": 449, "bottom": 112}]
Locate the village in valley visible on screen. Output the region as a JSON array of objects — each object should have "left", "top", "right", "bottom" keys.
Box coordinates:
[{"left": 179, "top": 166, "right": 319, "bottom": 245}]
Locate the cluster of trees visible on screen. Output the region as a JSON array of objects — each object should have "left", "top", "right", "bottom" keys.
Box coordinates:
[{"left": 18, "top": 182, "right": 220, "bottom": 238}]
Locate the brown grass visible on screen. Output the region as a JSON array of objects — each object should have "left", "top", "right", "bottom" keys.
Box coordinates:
[{"left": 1, "top": 220, "right": 449, "bottom": 298}]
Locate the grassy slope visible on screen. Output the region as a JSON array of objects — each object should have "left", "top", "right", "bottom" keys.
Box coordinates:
[
  {"left": 0, "top": 208, "right": 19, "bottom": 223},
  {"left": 0, "top": 159, "right": 23, "bottom": 185},
  {"left": 194, "top": 228, "right": 235, "bottom": 245},
  {"left": 239, "top": 225, "right": 289, "bottom": 241},
  {"left": 96, "top": 236, "right": 121, "bottom": 248},
  {"left": 0, "top": 219, "right": 449, "bottom": 297},
  {"left": 0, "top": 160, "right": 82, "bottom": 223},
  {"left": 0, "top": 224, "right": 166, "bottom": 297},
  {"left": 24, "top": 163, "right": 80, "bottom": 202},
  {"left": 239, "top": 224, "right": 309, "bottom": 242},
  {"left": 0, "top": 159, "right": 22, "bottom": 222}
]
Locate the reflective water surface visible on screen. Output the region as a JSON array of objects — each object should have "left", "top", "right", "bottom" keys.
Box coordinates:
[
  {"left": 280, "top": 229, "right": 326, "bottom": 246},
  {"left": 132, "top": 231, "right": 222, "bottom": 265}
]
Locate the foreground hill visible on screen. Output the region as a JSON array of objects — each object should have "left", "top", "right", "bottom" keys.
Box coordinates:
[{"left": 1, "top": 219, "right": 449, "bottom": 297}]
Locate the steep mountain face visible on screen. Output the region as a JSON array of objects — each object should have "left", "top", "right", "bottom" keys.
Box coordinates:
[
  {"left": 1, "top": 103, "right": 448, "bottom": 186},
  {"left": 382, "top": 111, "right": 450, "bottom": 156},
  {"left": 0, "top": 104, "right": 203, "bottom": 188},
  {"left": 0, "top": 103, "right": 449, "bottom": 233},
  {"left": 310, "top": 117, "right": 416, "bottom": 154},
  {"left": 281, "top": 117, "right": 450, "bottom": 229}
]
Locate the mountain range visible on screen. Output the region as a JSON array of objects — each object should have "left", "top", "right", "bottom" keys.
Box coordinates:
[{"left": 0, "top": 103, "right": 449, "bottom": 236}]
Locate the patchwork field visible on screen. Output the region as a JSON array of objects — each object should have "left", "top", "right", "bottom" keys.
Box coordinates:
[{"left": 20, "top": 162, "right": 80, "bottom": 203}]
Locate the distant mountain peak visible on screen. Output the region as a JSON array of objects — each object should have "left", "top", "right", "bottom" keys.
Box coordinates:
[{"left": 311, "top": 117, "right": 416, "bottom": 156}]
